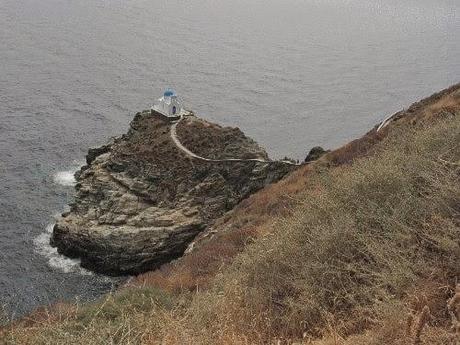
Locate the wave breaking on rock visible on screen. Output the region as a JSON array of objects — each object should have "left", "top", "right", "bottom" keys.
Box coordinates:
[{"left": 51, "top": 111, "right": 296, "bottom": 275}]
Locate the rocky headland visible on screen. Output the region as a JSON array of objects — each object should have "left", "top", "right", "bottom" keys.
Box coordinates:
[{"left": 51, "top": 111, "right": 296, "bottom": 275}]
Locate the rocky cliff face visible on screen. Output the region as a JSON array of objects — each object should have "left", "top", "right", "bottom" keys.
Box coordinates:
[{"left": 51, "top": 111, "right": 295, "bottom": 275}]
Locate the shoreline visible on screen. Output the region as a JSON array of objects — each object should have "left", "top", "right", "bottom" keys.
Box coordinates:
[{"left": 4, "top": 83, "right": 459, "bottom": 342}]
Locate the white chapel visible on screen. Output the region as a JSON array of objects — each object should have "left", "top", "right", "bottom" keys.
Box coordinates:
[{"left": 152, "top": 88, "right": 184, "bottom": 117}]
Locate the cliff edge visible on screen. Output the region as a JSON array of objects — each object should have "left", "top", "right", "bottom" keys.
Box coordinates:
[{"left": 51, "top": 111, "right": 295, "bottom": 275}]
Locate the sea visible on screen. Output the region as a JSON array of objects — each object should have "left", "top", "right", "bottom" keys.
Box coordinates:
[{"left": 0, "top": 0, "right": 459, "bottom": 318}]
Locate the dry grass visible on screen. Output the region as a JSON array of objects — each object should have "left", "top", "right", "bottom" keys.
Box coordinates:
[
  {"left": 129, "top": 155, "right": 318, "bottom": 292},
  {"left": 2, "top": 85, "right": 460, "bottom": 344},
  {"left": 447, "top": 284, "right": 460, "bottom": 339},
  {"left": 1, "top": 287, "right": 174, "bottom": 345},
  {"left": 176, "top": 112, "right": 460, "bottom": 343},
  {"left": 132, "top": 83, "right": 460, "bottom": 295}
]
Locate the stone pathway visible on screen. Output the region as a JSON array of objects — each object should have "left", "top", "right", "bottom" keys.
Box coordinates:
[{"left": 170, "top": 115, "right": 300, "bottom": 166}]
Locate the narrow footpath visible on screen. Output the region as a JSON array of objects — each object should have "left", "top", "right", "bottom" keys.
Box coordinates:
[{"left": 170, "top": 116, "right": 301, "bottom": 166}]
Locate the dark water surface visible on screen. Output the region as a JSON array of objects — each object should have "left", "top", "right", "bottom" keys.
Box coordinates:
[{"left": 0, "top": 0, "right": 459, "bottom": 317}]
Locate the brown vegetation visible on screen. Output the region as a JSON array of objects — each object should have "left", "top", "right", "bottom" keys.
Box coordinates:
[
  {"left": 176, "top": 116, "right": 269, "bottom": 160},
  {"left": 2, "top": 84, "right": 460, "bottom": 344},
  {"left": 447, "top": 284, "right": 460, "bottom": 339},
  {"left": 133, "top": 83, "right": 460, "bottom": 295}
]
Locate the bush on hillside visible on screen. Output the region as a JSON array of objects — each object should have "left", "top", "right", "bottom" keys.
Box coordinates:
[{"left": 187, "top": 115, "right": 460, "bottom": 341}]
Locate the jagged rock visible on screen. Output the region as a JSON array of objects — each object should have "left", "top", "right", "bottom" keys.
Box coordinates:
[
  {"left": 51, "top": 110, "right": 296, "bottom": 275},
  {"left": 86, "top": 142, "right": 113, "bottom": 165},
  {"left": 304, "top": 146, "right": 329, "bottom": 163}
]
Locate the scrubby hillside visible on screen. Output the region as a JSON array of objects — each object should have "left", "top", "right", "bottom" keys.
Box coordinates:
[{"left": 2, "top": 84, "right": 460, "bottom": 344}]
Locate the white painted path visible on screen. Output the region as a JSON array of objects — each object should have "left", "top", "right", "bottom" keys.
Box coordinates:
[
  {"left": 376, "top": 113, "right": 395, "bottom": 132},
  {"left": 170, "top": 116, "right": 300, "bottom": 166}
]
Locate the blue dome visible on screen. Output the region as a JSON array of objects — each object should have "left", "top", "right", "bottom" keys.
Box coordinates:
[{"left": 164, "top": 88, "right": 176, "bottom": 97}]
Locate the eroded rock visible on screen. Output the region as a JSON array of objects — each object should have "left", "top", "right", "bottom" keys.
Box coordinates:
[{"left": 52, "top": 111, "right": 296, "bottom": 275}]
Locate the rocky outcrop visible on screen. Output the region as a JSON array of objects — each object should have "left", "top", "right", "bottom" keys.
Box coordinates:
[
  {"left": 304, "top": 146, "right": 329, "bottom": 163},
  {"left": 51, "top": 111, "right": 296, "bottom": 275}
]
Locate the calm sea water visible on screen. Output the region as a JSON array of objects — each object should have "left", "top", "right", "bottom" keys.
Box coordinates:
[{"left": 0, "top": 0, "right": 459, "bottom": 317}]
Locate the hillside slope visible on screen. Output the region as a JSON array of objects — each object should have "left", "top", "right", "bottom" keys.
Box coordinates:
[{"left": 2, "top": 84, "right": 460, "bottom": 344}]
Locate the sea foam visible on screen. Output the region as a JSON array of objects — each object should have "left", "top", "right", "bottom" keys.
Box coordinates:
[
  {"left": 33, "top": 222, "right": 93, "bottom": 275},
  {"left": 43, "top": 165, "right": 93, "bottom": 274},
  {"left": 53, "top": 170, "right": 77, "bottom": 186}
]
